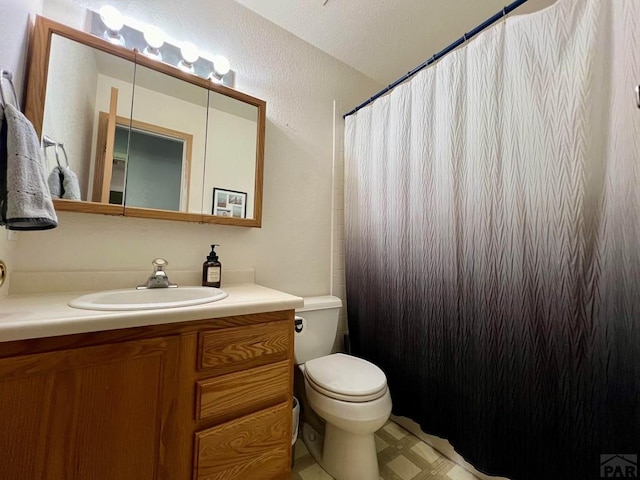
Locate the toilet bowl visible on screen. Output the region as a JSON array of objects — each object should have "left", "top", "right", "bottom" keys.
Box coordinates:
[{"left": 294, "top": 297, "right": 392, "bottom": 480}]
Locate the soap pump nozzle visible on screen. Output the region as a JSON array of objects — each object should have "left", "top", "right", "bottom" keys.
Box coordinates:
[{"left": 207, "top": 244, "right": 220, "bottom": 262}]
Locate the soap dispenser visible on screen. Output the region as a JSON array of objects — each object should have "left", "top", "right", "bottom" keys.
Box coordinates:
[{"left": 202, "top": 244, "right": 222, "bottom": 288}]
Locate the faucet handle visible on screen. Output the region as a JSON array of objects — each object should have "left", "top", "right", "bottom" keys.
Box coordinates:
[
  {"left": 137, "top": 258, "right": 177, "bottom": 289},
  {"left": 152, "top": 258, "right": 168, "bottom": 271}
]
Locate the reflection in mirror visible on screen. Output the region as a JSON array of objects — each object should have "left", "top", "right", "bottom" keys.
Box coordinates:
[
  {"left": 126, "top": 65, "right": 208, "bottom": 213},
  {"left": 101, "top": 116, "right": 194, "bottom": 209},
  {"left": 205, "top": 90, "right": 258, "bottom": 219},
  {"left": 42, "top": 34, "right": 134, "bottom": 204}
]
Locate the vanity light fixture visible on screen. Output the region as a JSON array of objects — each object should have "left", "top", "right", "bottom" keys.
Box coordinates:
[
  {"left": 88, "top": 8, "right": 235, "bottom": 87},
  {"left": 208, "top": 55, "right": 231, "bottom": 83},
  {"left": 99, "top": 5, "right": 125, "bottom": 46},
  {"left": 179, "top": 42, "right": 199, "bottom": 73},
  {"left": 143, "top": 25, "right": 165, "bottom": 60}
]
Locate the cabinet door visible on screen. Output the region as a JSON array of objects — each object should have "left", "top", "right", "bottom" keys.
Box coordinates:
[{"left": 0, "top": 336, "right": 179, "bottom": 480}]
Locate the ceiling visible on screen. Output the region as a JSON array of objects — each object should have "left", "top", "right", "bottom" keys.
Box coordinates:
[{"left": 232, "top": 0, "right": 557, "bottom": 86}]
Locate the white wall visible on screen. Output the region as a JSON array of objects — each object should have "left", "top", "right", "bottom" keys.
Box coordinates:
[
  {"left": 0, "top": 0, "right": 44, "bottom": 103},
  {"left": 331, "top": 101, "right": 348, "bottom": 347},
  {"left": 10, "top": 0, "right": 381, "bottom": 305},
  {"left": 0, "top": 0, "right": 44, "bottom": 296}
]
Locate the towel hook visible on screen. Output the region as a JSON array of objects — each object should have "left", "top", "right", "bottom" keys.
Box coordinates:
[
  {"left": 0, "top": 70, "right": 20, "bottom": 110},
  {"left": 42, "top": 135, "right": 69, "bottom": 168},
  {"left": 53, "top": 145, "right": 62, "bottom": 169},
  {"left": 42, "top": 135, "right": 60, "bottom": 168},
  {"left": 42, "top": 135, "right": 57, "bottom": 149},
  {"left": 58, "top": 143, "right": 70, "bottom": 168}
]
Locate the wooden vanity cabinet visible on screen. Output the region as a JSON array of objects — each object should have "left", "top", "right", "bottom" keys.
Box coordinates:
[
  {"left": 192, "top": 319, "right": 292, "bottom": 480},
  {"left": 0, "top": 310, "right": 294, "bottom": 480},
  {"left": 0, "top": 336, "right": 179, "bottom": 480}
]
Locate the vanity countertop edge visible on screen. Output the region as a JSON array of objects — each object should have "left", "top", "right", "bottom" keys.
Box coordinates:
[{"left": 0, "top": 283, "right": 304, "bottom": 343}]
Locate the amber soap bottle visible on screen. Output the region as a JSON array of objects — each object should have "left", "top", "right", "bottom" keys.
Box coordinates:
[{"left": 202, "top": 244, "right": 222, "bottom": 288}]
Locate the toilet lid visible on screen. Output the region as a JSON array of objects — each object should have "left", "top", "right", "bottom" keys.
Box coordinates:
[{"left": 304, "top": 353, "right": 387, "bottom": 399}]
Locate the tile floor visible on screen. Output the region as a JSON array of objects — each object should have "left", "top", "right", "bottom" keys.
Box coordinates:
[{"left": 291, "top": 421, "right": 480, "bottom": 480}]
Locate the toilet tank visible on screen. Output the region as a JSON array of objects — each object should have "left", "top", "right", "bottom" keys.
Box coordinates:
[{"left": 294, "top": 295, "right": 343, "bottom": 365}]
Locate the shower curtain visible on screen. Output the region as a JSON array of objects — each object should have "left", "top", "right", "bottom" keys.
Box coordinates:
[{"left": 344, "top": 0, "right": 639, "bottom": 479}]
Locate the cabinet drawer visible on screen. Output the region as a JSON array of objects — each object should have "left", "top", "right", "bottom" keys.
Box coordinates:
[
  {"left": 196, "top": 361, "right": 290, "bottom": 422},
  {"left": 198, "top": 320, "right": 290, "bottom": 375},
  {"left": 194, "top": 402, "right": 290, "bottom": 480}
]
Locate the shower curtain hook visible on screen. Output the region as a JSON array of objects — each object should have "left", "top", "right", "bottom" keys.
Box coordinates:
[{"left": 635, "top": 85, "right": 640, "bottom": 109}]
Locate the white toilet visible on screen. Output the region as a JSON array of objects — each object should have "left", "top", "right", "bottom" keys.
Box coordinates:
[{"left": 294, "top": 296, "right": 392, "bottom": 480}]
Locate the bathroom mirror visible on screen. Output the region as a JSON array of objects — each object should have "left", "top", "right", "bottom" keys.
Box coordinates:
[
  {"left": 25, "top": 15, "right": 266, "bottom": 227},
  {"left": 203, "top": 90, "right": 259, "bottom": 219},
  {"left": 39, "top": 32, "right": 135, "bottom": 216},
  {"left": 125, "top": 64, "right": 208, "bottom": 217}
]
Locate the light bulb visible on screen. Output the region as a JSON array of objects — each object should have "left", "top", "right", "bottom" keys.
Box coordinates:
[
  {"left": 142, "top": 25, "right": 164, "bottom": 60},
  {"left": 212, "top": 55, "right": 230, "bottom": 77},
  {"left": 143, "top": 25, "right": 165, "bottom": 50},
  {"left": 99, "top": 5, "right": 124, "bottom": 32},
  {"left": 180, "top": 42, "right": 199, "bottom": 65}
]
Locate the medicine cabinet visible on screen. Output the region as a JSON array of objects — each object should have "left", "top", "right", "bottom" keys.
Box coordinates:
[{"left": 25, "top": 16, "right": 265, "bottom": 227}]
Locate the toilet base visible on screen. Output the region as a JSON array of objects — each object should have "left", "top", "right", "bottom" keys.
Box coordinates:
[
  {"left": 301, "top": 422, "right": 324, "bottom": 468},
  {"left": 302, "top": 422, "right": 380, "bottom": 480}
]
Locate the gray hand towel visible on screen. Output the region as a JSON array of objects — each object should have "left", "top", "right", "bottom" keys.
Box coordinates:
[
  {"left": 1, "top": 104, "right": 57, "bottom": 230},
  {"left": 46, "top": 165, "right": 81, "bottom": 200},
  {"left": 47, "top": 166, "right": 63, "bottom": 199},
  {"left": 61, "top": 166, "right": 81, "bottom": 200}
]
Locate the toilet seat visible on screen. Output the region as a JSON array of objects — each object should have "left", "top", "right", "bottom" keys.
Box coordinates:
[
  {"left": 305, "top": 372, "right": 387, "bottom": 402},
  {"left": 304, "top": 353, "right": 387, "bottom": 403}
]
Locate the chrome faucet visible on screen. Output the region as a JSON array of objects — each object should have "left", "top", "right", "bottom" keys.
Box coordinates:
[{"left": 137, "top": 258, "right": 178, "bottom": 289}]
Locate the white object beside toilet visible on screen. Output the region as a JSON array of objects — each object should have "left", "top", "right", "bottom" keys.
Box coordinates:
[{"left": 294, "top": 296, "right": 392, "bottom": 480}]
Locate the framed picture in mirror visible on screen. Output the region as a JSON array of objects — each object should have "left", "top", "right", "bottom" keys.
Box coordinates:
[{"left": 213, "top": 188, "right": 246, "bottom": 218}]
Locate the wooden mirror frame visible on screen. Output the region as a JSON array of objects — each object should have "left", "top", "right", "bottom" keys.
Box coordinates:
[{"left": 25, "top": 15, "right": 266, "bottom": 227}]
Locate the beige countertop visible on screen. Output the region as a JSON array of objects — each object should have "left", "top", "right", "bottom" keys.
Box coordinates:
[{"left": 0, "top": 283, "right": 304, "bottom": 343}]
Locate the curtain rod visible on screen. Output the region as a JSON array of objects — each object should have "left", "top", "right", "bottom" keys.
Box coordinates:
[{"left": 343, "top": 0, "right": 529, "bottom": 118}]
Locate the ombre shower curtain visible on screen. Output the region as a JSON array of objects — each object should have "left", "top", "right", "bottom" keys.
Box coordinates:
[{"left": 344, "top": 0, "right": 639, "bottom": 479}]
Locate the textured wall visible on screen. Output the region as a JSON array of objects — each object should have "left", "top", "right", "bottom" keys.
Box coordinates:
[
  {"left": 0, "top": 0, "right": 44, "bottom": 103},
  {"left": 10, "top": 0, "right": 381, "bottom": 303},
  {"left": 0, "top": 0, "right": 44, "bottom": 296}
]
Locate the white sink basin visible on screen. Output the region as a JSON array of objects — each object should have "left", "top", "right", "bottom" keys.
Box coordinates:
[{"left": 69, "top": 286, "right": 228, "bottom": 311}]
